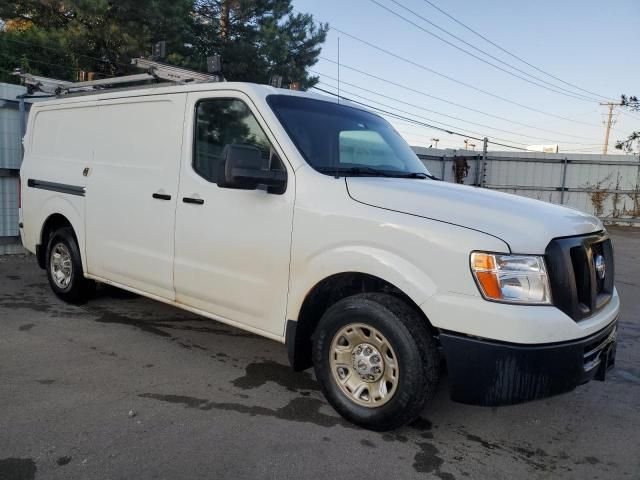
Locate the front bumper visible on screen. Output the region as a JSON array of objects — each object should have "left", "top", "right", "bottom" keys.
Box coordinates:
[{"left": 440, "top": 318, "right": 618, "bottom": 406}]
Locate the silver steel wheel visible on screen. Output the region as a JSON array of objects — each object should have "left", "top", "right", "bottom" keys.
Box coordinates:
[
  {"left": 50, "top": 242, "right": 73, "bottom": 289},
  {"left": 329, "top": 323, "right": 399, "bottom": 408}
]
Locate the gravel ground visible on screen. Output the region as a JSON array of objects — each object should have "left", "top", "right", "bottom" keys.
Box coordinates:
[{"left": 0, "top": 226, "right": 639, "bottom": 480}]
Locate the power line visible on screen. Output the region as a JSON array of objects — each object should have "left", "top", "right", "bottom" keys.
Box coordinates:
[
  {"left": 317, "top": 79, "right": 585, "bottom": 148},
  {"left": 5, "top": 57, "right": 81, "bottom": 72},
  {"left": 396, "top": 128, "right": 451, "bottom": 144},
  {"left": 314, "top": 70, "right": 602, "bottom": 146},
  {"left": 383, "top": 0, "right": 602, "bottom": 102},
  {"left": 2, "top": 37, "right": 131, "bottom": 69},
  {"left": 312, "top": 84, "right": 529, "bottom": 151},
  {"left": 396, "top": 124, "right": 498, "bottom": 148},
  {"left": 317, "top": 57, "right": 600, "bottom": 142},
  {"left": 368, "top": 0, "right": 599, "bottom": 102},
  {"left": 396, "top": 128, "right": 470, "bottom": 149},
  {"left": 312, "top": 85, "right": 465, "bottom": 137},
  {"left": 619, "top": 109, "right": 640, "bottom": 123},
  {"left": 317, "top": 79, "right": 526, "bottom": 145},
  {"left": 400, "top": 124, "right": 602, "bottom": 153},
  {"left": 328, "top": 25, "right": 612, "bottom": 129},
  {"left": 0, "top": 66, "right": 16, "bottom": 76},
  {"left": 419, "top": 0, "right": 614, "bottom": 101},
  {"left": 296, "top": 5, "right": 618, "bottom": 126}
]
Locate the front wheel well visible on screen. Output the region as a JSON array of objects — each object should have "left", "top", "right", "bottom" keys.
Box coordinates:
[
  {"left": 287, "top": 272, "right": 435, "bottom": 371},
  {"left": 37, "top": 214, "right": 75, "bottom": 269}
]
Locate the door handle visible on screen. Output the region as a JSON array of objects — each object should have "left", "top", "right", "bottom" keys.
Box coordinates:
[
  {"left": 152, "top": 193, "right": 172, "bottom": 201},
  {"left": 183, "top": 197, "right": 204, "bottom": 205}
]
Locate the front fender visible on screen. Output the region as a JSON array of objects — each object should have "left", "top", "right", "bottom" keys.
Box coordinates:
[{"left": 287, "top": 244, "right": 437, "bottom": 321}]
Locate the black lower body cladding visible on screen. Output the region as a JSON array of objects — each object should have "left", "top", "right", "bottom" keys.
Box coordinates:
[{"left": 440, "top": 319, "right": 618, "bottom": 406}]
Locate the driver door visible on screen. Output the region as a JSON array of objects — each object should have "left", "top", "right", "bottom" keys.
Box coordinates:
[{"left": 173, "top": 92, "right": 295, "bottom": 337}]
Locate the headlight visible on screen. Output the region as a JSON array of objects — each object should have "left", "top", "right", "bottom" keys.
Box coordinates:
[{"left": 470, "top": 252, "right": 552, "bottom": 304}]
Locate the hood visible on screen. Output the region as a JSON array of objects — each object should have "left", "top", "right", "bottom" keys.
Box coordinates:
[{"left": 346, "top": 177, "right": 603, "bottom": 253}]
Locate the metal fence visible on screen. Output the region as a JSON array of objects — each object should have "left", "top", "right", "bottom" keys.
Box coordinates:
[
  {"left": 413, "top": 147, "right": 640, "bottom": 225},
  {"left": 0, "top": 83, "right": 29, "bottom": 254}
]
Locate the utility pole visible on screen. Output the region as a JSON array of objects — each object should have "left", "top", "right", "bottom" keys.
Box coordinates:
[
  {"left": 600, "top": 102, "right": 622, "bottom": 154},
  {"left": 431, "top": 137, "right": 439, "bottom": 148}
]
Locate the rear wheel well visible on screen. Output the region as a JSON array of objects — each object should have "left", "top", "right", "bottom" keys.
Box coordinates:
[
  {"left": 38, "top": 214, "right": 75, "bottom": 269},
  {"left": 287, "top": 272, "right": 435, "bottom": 371}
]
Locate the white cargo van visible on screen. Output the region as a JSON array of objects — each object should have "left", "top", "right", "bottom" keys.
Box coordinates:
[{"left": 19, "top": 82, "right": 619, "bottom": 430}]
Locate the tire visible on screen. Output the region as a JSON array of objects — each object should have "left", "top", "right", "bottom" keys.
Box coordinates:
[
  {"left": 45, "top": 226, "right": 95, "bottom": 304},
  {"left": 312, "top": 293, "right": 439, "bottom": 431}
]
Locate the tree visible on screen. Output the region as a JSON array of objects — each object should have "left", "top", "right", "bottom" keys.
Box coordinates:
[
  {"left": 0, "top": 0, "right": 328, "bottom": 88},
  {"left": 0, "top": 20, "right": 79, "bottom": 83},
  {"left": 615, "top": 94, "right": 640, "bottom": 154},
  {"left": 185, "top": 0, "right": 327, "bottom": 88},
  {"left": 0, "top": 0, "right": 193, "bottom": 82}
]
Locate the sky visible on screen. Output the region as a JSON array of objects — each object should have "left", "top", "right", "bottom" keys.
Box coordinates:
[{"left": 292, "top": 0, "right": 640, "bottom": 153}]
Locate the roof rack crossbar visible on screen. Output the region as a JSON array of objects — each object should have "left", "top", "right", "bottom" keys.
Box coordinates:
[{"left": 69, "top": 73, "right": 155, "bottom": 89}]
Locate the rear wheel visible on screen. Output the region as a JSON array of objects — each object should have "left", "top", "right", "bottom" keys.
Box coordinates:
[
  {"left": 46, "top": 227, "right": 94, "bottom": 304},
  {"left": 312, "top": 293, "right": 439, "bottom": 431}
]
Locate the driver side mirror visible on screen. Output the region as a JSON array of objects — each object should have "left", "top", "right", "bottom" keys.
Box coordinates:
[{"left": 218, "top": 144, "right": 287, "bottom": 194}]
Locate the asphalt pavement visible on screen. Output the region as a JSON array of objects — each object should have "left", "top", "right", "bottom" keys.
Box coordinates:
[{"left": 1, "top": 226, "right": 639, "bottom": 479}]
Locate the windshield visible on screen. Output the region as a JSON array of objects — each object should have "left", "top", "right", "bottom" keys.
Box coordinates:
[{"left": 266, "top": 95, "right": 431, "bottom": 178}]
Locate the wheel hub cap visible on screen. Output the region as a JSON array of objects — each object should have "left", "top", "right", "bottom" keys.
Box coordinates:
[
  {"left": 329, "top": 323, "right": 399, "bottom": 408},
  {"left": 50, "top": 243, "right": 72, "bottom": 289},
  {"left": 352, "top": 343, "right": 384, "bottom": 382}
]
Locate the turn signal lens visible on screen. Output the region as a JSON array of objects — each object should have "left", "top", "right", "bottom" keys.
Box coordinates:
[
  {"left": 470, "top": 252, "right": 552, "bottom": 304},
  {"left": 475, "top": 271, "right": 502, "bottom": 299}
]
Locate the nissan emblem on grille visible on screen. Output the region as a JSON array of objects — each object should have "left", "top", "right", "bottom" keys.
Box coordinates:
[{"left": 595, "top": 254, "right": 606, "bottom": 281}]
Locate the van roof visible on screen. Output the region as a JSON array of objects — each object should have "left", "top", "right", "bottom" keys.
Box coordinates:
[{"left": 31, "top": 81, "right": 343, "bottom": 108}]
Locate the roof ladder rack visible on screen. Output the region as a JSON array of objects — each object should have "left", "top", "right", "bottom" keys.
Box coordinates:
[
  {"left": 13, "top": 58, "right": 222, "bottom": 95},
  {"left": 132, "top": 58, "right": 220, "bottom": 83}
]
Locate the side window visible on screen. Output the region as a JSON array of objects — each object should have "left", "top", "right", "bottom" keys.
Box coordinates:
[{"left": 194, "top": 98, "right": 281, "bottom": 183}]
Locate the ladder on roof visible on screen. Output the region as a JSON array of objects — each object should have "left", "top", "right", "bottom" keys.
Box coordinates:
[{"left": 13, "top": 58, "right": 222, "bottom": 95}]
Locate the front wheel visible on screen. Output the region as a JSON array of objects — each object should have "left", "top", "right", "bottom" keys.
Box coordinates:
[
  {"left": 45, "top": 226, "right": 95, "bottom": 304},
  {"left": 312, "top": 293, "right": 440, "bottom": 431}
]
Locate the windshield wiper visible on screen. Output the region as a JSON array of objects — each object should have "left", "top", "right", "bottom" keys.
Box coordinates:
[
  {"left": 317, "top": 166, "right": 399, "bottom": 178},
  {"left": 406, "top": 172, "right": 441, "bottom": 180},
  {"left": 317, "top": 167, "right": 432, "bottom": 179},
  {"left": 405, "top": 172, "right": 429, "bottom": 179}
]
